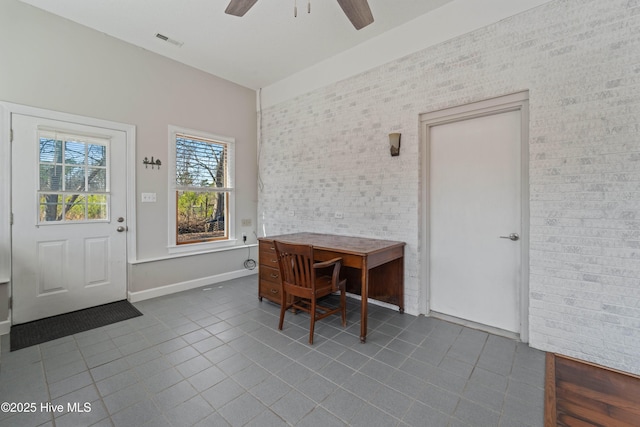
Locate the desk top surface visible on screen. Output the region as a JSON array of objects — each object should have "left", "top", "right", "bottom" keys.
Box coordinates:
[{"left": 260, "top": 232, "right": 405, "bottom": 256}]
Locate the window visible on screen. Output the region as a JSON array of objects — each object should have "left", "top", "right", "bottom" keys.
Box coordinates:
[
  {"left": 38, "top": 130, "right": 109, "bottom": 223},
  {"left": 169, "top": 126, "right": 235, "bottom": 251}
]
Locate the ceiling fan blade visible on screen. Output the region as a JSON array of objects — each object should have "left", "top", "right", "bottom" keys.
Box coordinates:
[
  {"left": 336, "top": 0, "right": 374, "bottom": 30},
  {"left": 225, "top": 0, "right": 258, "bottom": 17}
]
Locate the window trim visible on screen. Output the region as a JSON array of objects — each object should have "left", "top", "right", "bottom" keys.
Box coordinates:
[{"left": 168, "top": 125, "right": 236, "bottom": 254}]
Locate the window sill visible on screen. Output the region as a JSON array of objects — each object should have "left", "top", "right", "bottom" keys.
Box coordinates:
[
  {"left": 168, "top": 239, "right": 239, "bottom": 255},
  {"left": 131, "top": 241, "right": 258, "bottom": 265}
]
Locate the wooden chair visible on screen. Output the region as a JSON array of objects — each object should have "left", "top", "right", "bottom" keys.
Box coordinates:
[{"left": 274, "top": 241, "right": 346, "bottom": 344}]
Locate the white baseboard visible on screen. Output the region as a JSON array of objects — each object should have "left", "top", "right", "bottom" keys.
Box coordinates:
[
  {"left": 128, "top": 269, "right": 257, "bottom": 303},
  {"left": 0, "top": 319, "right": 10, "bottom": 336}
]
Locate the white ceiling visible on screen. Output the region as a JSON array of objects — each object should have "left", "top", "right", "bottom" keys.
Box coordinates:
[{"left": 18, "top": 0, "right": 455, "bottom": 90}]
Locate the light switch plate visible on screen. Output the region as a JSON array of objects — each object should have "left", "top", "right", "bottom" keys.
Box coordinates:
[{"left": 141, "top": 192, "right": 156, "bottom": 203}]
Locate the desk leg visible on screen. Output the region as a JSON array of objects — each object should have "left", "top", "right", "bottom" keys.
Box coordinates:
[{"left": 360, "top": 265, "right": 369, "bottom": 343}]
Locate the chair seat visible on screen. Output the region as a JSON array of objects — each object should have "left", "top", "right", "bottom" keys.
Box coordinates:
[{"left": 314, "top": 276, "right": 344, "bottom": 295}]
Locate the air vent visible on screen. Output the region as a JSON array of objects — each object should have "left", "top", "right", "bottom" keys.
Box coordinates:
[{"left": 155, "top": 33, "right": 184, "bottom": 47}]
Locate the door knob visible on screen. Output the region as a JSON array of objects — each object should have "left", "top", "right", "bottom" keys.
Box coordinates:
[
  {"left": 116, "top": 226, "right": 127, "bottom": 232},
  {"left": 499, "top": 233, "right": 519, "bottom": 241},
  {"left": 117, "top": 217, "right": 125, "bottom": 222}
]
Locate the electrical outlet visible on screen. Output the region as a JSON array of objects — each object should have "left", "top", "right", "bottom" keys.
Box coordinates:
[
  {"left": 334, "top": 212, "right": 344, "bottom": 219},
  {"left": 242, "top": 233, "right": 247, "bottom": 242}
]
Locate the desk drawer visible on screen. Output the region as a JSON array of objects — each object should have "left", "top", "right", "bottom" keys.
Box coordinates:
[
  {"left": 260, "top": 265, "right": 281, "bottom": 284},
  {"left": 259, "top": 242, "right": 279, "bottom": 266},
  {"left": 259, "top": 273, "right": 282, "bottom": 304}
]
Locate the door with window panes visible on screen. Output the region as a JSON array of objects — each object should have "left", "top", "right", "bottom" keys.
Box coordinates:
[{"left": 11, "top": 114, "right": 127, "bottom": 324}]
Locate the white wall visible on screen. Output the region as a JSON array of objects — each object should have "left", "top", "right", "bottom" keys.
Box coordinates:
[
  {"left": 258, "top": 0, "right": 640, "bottom": 375},
  {"left": 261, "top": 0, "right": 553, "bottom": 108},
  {"left": 0, "top": 0, "right": 258, "bottom": 309}
]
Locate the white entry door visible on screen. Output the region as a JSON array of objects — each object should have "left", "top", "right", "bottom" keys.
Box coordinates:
[
  {"left": 429, "top": 109, "right": 522, "bottom": 334},
  {"left": 11, "top": 113, "right": 128, "bottom": 324}
]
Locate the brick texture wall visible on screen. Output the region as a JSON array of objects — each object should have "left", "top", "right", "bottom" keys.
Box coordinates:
[{"left": 258, "top": 0, "right": 640, "bottom": 375}]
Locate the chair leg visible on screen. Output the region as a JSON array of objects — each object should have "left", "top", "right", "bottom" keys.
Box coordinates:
[
  {"left": 340, "top": 286, "right": 347, "bottom": 327},
  {"left": 278, "top": 292, "right": 287, "bottom": 331},
  {"left": 309, "top": 297, "right": 316, "bottom": 345}
]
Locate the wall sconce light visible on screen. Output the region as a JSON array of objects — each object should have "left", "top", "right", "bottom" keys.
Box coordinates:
[
  {"left": 389, "top": 133, "right": 401, "bottom": 157},
  {"left": 143, "top": 156, "right": 162, "bottom": 169}
]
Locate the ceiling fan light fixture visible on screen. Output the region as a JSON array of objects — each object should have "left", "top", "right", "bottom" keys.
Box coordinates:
[
  {"left": 225, "top": 0, "right": 258, "bottom": 16},
  {"left": 225, "top": 0, "right": 373, "bottom": 30}
]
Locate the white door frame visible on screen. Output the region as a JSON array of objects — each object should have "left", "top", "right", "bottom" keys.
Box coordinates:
[
  {"left": 419, "top": 91, "right": 530, "bottom": 342},
  {"left": 0, "top": 101, "right": 137, "bottom": 329}
]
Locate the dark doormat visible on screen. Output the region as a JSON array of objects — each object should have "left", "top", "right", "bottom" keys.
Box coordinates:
[{"left": 10, "top": 300, "right": 143, "bottom": 351}]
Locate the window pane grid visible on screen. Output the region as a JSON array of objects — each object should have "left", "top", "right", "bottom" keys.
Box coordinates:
[
  {"left": 174, "top": 131, "right": 232, "bottom": 245},
  {"left": 38, "top": 133, "right": 109, "bottom": 223},
  {"left": 176, "top": 134, "right": 227, "bottom": 189}
]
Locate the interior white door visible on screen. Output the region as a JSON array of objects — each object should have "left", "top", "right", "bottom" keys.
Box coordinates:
[
  {"left": 11, "top": 114, "right": 127, "bottom": 324},
  {"left": 429, "top": 110, "right": 521, "bottom": 333}
]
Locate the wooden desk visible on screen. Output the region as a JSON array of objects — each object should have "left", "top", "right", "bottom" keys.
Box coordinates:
[{"left": 258, "top": 233, "right": 405, "bottom": 342}]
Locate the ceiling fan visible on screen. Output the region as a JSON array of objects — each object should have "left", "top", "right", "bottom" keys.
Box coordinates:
[{"left": 225, "top": 0, "right": 374, "bottom": 30}]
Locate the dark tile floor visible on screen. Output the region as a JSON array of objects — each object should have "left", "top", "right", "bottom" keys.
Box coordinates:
[{"left": 0, "top": 275, "right": 545, "bottom": 426}]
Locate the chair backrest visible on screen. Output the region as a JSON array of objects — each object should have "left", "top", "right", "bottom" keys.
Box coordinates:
[{"left": 274, "top": 241, "right": 315, "bottom": 291}]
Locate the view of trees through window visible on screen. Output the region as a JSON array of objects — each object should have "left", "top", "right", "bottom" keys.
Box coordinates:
[
  {"left": 175, "top": 135, "right": 229, "bottom": 244},
  {"left": 38, "top": 135, "right": 108, "bottom": 223}
]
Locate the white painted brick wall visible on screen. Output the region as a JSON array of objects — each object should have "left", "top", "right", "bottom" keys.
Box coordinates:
[{"left": 258, "top": 0, "right": 640, "bottom": 374}]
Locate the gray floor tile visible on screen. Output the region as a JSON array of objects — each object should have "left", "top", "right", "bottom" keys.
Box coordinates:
[
  {"left": 90, "top": 358, "right": 131, "bottom": 382},
  {"left": 453, "top": 398, "right": 501, "bottom": 427},
  {"left": 164, "top": 346, "right": 199, "bottom": 366},
  {"left": 193, "top": 412, "right": 231, "bottom": 427},
  {"left": 111, "top": 398, "right": 159, "bottom": 427},
  {"left": 318, "top": 360, "right": 355, "bottom": 386},
  {"left": 162, "top": 395, "right": 214, "bottom": 427},
  {"left": 152, "top": 380, "right": 198, "bottom": 409},
  {"left": 217, "top": 393, "right": 268, "bottom": 426},
  {"left": 469, "top": 366, "right": 509, "bottom": 393},
  {"left": 270, "top": 389, "right": 315, "bottom": 424},
  {"left": 187, "top": 365, "right": 227, "bottom": 392},
  {"left": 103, "top": 382, "right": 149, "bottom": 414},
  {"left": 321, "top": 388, "right": 366, "bottom": 424},
  {"left": 96, "top": 369, "right": 139, "bottom": 397},
  {"left": 200, "top": 378, "right": 245, "bottom": 410},
  {"left": 297, "top": 407, "right": 347, "bottom": 427},
  {"left": 415, "top": 383, "right": 459, "bottom": 415},
  {"left": 217, "top": 352, "right": 252, "bottom": 375},
  {"left": 143, "top": 367, "right": 183, "bottom": 394},
  {"left": 1, "top": 276, "right": 545, "bottom": 427},
  {"left": 403, "top": 400, "right": 450, "bottom": 427},
  {"left": 369, "top": 385, "right": 413, "bottom": 419},
  {"left": 49, "top": 370, "right": 94, "bottom": 399},
  {"left": 462, "top": 381, "right": 504, "bottom": 412},
  {"left": 349, "top": 403, "right": 400, "bottom": 427},
  {"left": 176, "top": 354, "right": 213, "bottom": 378},
  {"left": 341, "top": 372, "right": 382, "bottom": 400},
  {"left": 250, "top": 374, "right": 293, "bottom": 406},
  {"left": 296, "top": 373, "right": 339, "bottom": 403},
  {"left": 243, "top": 409, "right": 286, "bottom": 427},
  {"left": 276, "top": 360, "right": 314, "bottom": 387},
  {"left": 45, "top": 359, "right": 88, "bottom": 384}
]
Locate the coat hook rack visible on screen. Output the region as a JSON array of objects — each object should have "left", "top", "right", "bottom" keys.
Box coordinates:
[{"left": 143, "top": 156, "right": 162, "bottom": 169}]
